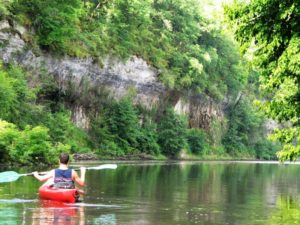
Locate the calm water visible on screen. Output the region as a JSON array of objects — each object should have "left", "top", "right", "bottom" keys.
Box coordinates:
[{"left": 1, "top": 161, "right": 300, "bottom": 225}]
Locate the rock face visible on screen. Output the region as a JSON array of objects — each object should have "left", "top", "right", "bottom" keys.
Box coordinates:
[
  {"left": 0, "top": 20, "right": 225, "bottom": 134},
  {"left": 174, "top": 95, "right": 224, "bottom": 132}
]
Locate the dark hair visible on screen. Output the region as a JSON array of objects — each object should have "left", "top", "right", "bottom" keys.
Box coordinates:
[{"left": 59, "top": 153, "right": 69, "bottom": 164}]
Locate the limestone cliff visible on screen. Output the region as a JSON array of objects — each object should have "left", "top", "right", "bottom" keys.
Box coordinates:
[{"left": 0, "top": 20, "right": 225, "bottom": 135}]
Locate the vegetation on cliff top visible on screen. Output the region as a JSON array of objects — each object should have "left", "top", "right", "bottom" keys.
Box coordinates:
[{"left": 8, "top": 0, "right": 246, "bottom": 100}]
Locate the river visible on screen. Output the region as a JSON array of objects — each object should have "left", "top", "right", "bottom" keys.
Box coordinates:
[{"left": 0, "top": 161, "right": 300, "bottom": 225}]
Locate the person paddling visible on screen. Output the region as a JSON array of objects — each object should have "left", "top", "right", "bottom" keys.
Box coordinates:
[{"left": 33, "top": 153, "right": 86, "bottom": 188}]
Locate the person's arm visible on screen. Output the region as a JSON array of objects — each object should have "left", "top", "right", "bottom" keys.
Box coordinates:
[
  {"left": 73, "top": 167, "right": 86, "bottom": 186},
  {"left": 33, "top": 170, "right": 54, "bottom": 182}
]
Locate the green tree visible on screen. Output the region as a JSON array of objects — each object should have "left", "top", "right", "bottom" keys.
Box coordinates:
[
  {"left": 0, "top": 63, "right": 91, "bottom": 164},
  {"left": 0, "top": 64, "right": 36, "bottom": 127},
  {"left": 89, "top": 97, "right": 142, "bottom": 156},
  {"left": 0, "top": 69, "right": 17, "bottom": 119},
  {"left": 221, "top": 97, "right": 276, "bottom": 158},
  {"left": 0, "top": 120, "right": 18, "bottom": 162},
  {"left": 9, "top": 125, "right": 55, "bottom": 164},
  {"left": 0, "top": 119, "right": 70, "bottom": 165},
  {"left": 138, "top": 116, "right": 160, "bottom": 155},
  {"left": 90, "top": 113, "right": 123, "bottom": 156},
  {"left": 12, "top": 0, "right": 83, "bottom": 53},
  {"left": 254, "top": 139, "right": 280, "bottom": 160},
  {"left": 0, "top": 0, "right": 11, "bottom": 19},
  {"left": 186, "top": 128, "right": 208, "bottom": 155},
  {"left": 5, "top": 65, "right": 36, "bottom": 127},
  {"left": 225, "top": 0, "right": 300, "bottom": 161},
  {"left": 105, "top": 98, "right": 140, "bottom": 153},
  {"left": 157, "top": 108, "right": 188, "bottom": 157}
]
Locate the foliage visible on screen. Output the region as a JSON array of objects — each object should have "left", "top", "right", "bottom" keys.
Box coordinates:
[
  {"left": 0, "top": 0, "right": 278, "bottom": 161},
  {"left": 11, "top": 0, "right": 84, "bottom": 53},
  {"left": 254, "top": 139, "right": 280, "bottom": 160},
  {"left": 0, "top": 63, "right": 91, "bottom": 164},
  {"left": 225, "top": 0, "right": 300, "bottom": 161},
  {"left": 9, "top": 125, "right": 56, "bottom": 165},
  {"left": 186, "top": 128, "right": 208, "bottom": 155},
  {"left": 0, "top": 0, "right": 11, "bottom": 19},
  {"left": 0, "top": 120, "right": 18, "bottom": 161},
  {"left": 222, "top": 103, "right": 251, "bottom": 155},
  {"left": 0, "top": 64, "right": 36, "bottom": 127},
  {"left": 138, "top": 116, "right": 160, "bottom": 155},
  {"left": 270, "top": 127, "right": 300, "bottom": 161},
  {"left": 222, "top": 97, "right": 277, "bottom": 158},
  {"left": 0, "top": 68, "right": 17, "bottom": 119},
  {"left": 43, "top": 111, "right": 91, "bottom": 153},
  {"left": 0, "top": 60, "right": 264, "bottom": 162},
  {"left": 150, "top": 0, "right": 247, "bottom": 99},
  {"left": 104, "top": 98, "right": 140, "bottom": 154},
  {"left": 90, "top": 98, "right": 160, "bottom": 156},
  {"left": 157, "top": 108, "right": 188, "bottom": 157},
  {"left": 0, "top": 119, "right": 70, "bottom": 165},
  {"left": 90, "top": 111, "right": 124, "bottom": 156},
  {"left": 9, "top": 0, "right": 247, "bottom": 101}
]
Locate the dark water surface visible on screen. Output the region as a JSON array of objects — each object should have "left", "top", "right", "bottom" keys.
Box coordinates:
[{"left": 1, "top": 161, "right": 300, "bottom": 225}]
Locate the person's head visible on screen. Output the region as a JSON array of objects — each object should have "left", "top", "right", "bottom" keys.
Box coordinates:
[{"left": 59, "top": 153, "right": 70, "bottom": 165}]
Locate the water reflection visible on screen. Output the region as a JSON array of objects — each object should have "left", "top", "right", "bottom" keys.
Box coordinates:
[
  {"left": 0, "top": 206, "right": 18, "bottom": 225},
  {"left": 2, "top": 162, "right": 300, "bottom": 224},
  {"left": 266, "top": 195, "right": 300, "bottom": 225},
  {"left": 31, "top": 200, "right": 85, "bottom": 225},
  {"left": 94, "top": 214, "right": 116, "bottom": 225}
]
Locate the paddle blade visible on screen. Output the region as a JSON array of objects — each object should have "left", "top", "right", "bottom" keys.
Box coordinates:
[
  {"left": 0, "top": 171, "right": 22, "bottom": 183},
  {"left": 88, "top": 164, "right": 117, "bottom": 170}
]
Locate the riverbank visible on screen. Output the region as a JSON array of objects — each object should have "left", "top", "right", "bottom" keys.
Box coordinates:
[
  {"left": 73, "top": 153, "right": 167, "bottom": 161},
  {"left": 72, "top": 152, "right": 258, "bottom": 162},
  {"left": 0, "top": 152, "right": 267, "bottom": 168}
]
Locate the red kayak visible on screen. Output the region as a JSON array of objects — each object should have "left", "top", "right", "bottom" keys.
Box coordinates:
[{"left": 39, "top": 185, "right": 80, "bottom": 203}]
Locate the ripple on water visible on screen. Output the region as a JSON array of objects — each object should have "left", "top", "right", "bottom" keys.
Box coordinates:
[
  {"left": 67, "top": 202, "right": 121, "bottom": 208},
  {"left": 0, "top": 198, "right": 37, "bottom": 204}
]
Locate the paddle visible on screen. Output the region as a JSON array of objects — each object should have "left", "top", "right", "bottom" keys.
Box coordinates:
[{"left": 0, "top": 164, "right": 117, "bottom": 183}]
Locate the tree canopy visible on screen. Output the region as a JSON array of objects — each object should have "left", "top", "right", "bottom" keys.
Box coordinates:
[{"left": 225, "top": 0, "right": 300, "bottom": 161}]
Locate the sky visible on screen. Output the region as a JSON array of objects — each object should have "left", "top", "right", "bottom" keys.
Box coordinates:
[{"left": 201, "top": 0, "right": 233, "bottom": 20}]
